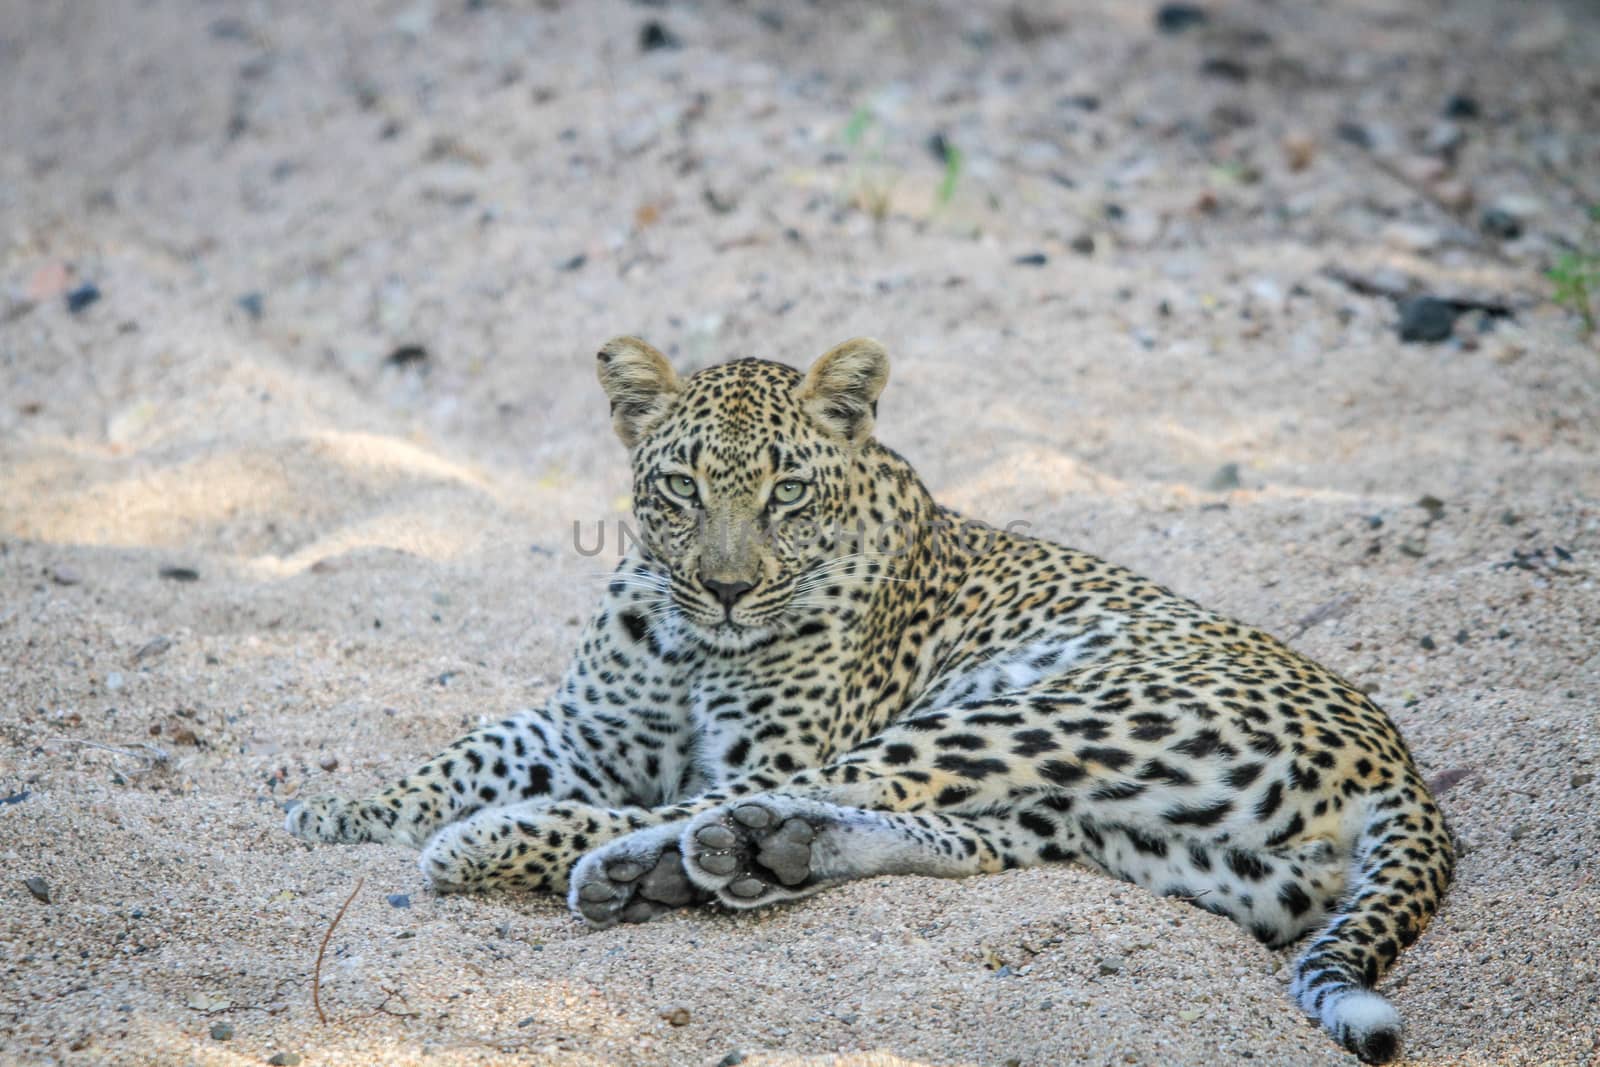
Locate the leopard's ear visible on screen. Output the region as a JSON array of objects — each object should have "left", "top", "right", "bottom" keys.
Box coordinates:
[
  {"left": 596, "top": 336, "right": 682, "bottom": 448},
  {"left": 798, "top": 337, "right": 889, "bottom": 445}
]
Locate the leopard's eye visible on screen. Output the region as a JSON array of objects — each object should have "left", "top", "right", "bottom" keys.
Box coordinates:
[
  {"left": 771, "top": 479, "right": 807, "bottom": 506},
  {"left": 663, "top": 474, "right": 699, "bottom": 502}
]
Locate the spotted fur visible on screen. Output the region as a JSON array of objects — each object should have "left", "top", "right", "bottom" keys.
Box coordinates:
[{"left": 286, "top": 337, "right": 1453, "bottom": 1063}]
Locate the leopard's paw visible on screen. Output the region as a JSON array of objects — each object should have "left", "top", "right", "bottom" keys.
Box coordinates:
[
  {"left": 681, "top": 797, "right": 833, "bottom": 910},
  {"left": 284, "top": 794, "right": 400, "bottom": 845},
  {"left": 568, "top": 822, "right": 707, "bottom": 929},
  {"left": 420, "top": 818, "right": 508, "bottom": 892}
]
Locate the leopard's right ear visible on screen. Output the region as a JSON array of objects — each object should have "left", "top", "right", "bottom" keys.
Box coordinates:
[{"left": 596, "top": 336, "right": 682, "bottom": 448}]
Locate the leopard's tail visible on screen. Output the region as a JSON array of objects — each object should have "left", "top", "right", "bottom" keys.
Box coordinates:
[{"left": 1290, "top": 778, "right": 1455, "bottom": 1064}]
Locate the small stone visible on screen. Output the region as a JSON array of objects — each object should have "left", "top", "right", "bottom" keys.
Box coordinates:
[
  {"left": 1430, "top": 179, "right": 1473, "bottom": 213},
  {"left": 385, "top": 344, "right": 428, "bottom": 368},
  {"left": 1281, "top": 132, "right": 1316, "bottom": 172},
  {"left": 1206, "top": 463, "right": 1242, "bottom": 491},
  {"left": 236, "top": 292, "right": 265, "bottom": 321},
  {"left": 1480, "top": 208, "right": 1522, "bottom": 240},
  {"left": 132, "top": 636, "right": 172, "bottom": 662},
  {"left": 662, "top": 1006, "right": 691, "bottom": 1026},
  {"left": 1443, "top": 94, "right": 1480, "bottom": 119},
  {"left": 1335, "top": 121, "right": 1373, "bottom": 149},
  {"left": 210, "top": 1023, "right": 235, "bottom": 1041},
  {"left": 1097, "top": 955, "right": 1125, "bottom": 976},
  {"left": 1013, "top": 252, "right": 1048, "bottom": 267},
  {"left": 387, "top": 893, "right": 411, "bottom": 909},
  {"left": 158, "top": 565, "right": 201, "bottom": 582},
  {"left": 1419, "top": 635, "right": 1436, "bottom": 651},
  {"left": 267, "top": 1053, "right": 302, "bottom": 1066},
  {"left": 640, "top": 21, "right": 680, "bottom": 51},
  {"left": 24, "top": 877, "right": 50, "bottom": 903},
  {"left": 319, "top": 755, "right": 339, "bottom": 772},
  {"left": 1422, "top": 121, "right": 1465, "bottom": 157},
  {"left": 1397, "top": 297, "right": 1459, "bottom": 343},
  {"left": 1572, "top": 773, "right": 1595, "bottom": 789},
  {"left": 1382, "top": 221, "right": 1441, "bottom": 253},
  {"left": 1155, "top": 4, "right": 1207, "bottom": 34},
  {"left": 1069, "top": 234, "right": 1095, "bottom": 255},
  {"left": 50, "top": 567, "right": 82, "bottom": 586},
  {"left": 927, "top": 132, "right": 954, "bottom": 165},
  {"left": 716, "top": 1053, "right": 745, "bottom": 1067},
  {"left": 106, "top": 672, "right": 124, "bottom": 691},
  {"left": 558, "top": 253, "right": 587, "bottom": 272},
  {"left": 66, "top": 283, "right": 101, "bottom": 313},
  {"left": 1200, "top": 57, "right": 1249, "bottom": 82}
]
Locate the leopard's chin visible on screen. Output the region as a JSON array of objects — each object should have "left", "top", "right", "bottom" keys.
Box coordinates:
[{"left": 684, "top": 618, "right": 779, "bottom": 654}]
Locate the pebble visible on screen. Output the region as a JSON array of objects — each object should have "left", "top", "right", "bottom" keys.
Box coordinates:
[
  {"left": 1443, "top": 93, "right": 1481, "bottom": 119},
  {"left": 106, "top": 672, "right": 124, "bottom": 691},
  {"left": 210, "top": 1023, "right": 234, "bottom": 1041},
  {"left": 1397, "top": 297, "right": 1460, "bottom": 343},
  {"left": 133, "top": 636, "right": 172, "bottom": 662},
  {"left": 1281, "top": 132, "right": 1316, "bottom": 172},
  {"left": 387, "top": 893, "right": 411, "bottom": 908},
  {"left": 1069, "top": 234, "right": 1095, "bottom": 255},
  {"left": 1335, "top": 121, "right": 1373, "bottom": 149},
  {"left": 24, "top": 877, "right": 51, "bottom": 903},
  {"left": 385, "top": 344, "right": 428, "bottom": 368},
  {"left": 662, "top": 1006, "right": 691, "bottom": 1026},
  {"left": 158, "top": 565, "right": 201, "bottom": 582},
  {"left": 267, "top": 1053, "right": 302, "bottom": 1066},
  {"left": 1480, "top": 208, "right": 1522, "bottom": 240},
  {"left": 1097, "top": 956, "right": 1125, "bottom": 976},
  {"left": 1155, "top": 4, "right": 1207, "bottom": 34},
  {"left": 1422, "top": 121, "right": 1465, "bottom": 157},
  {"left": 65, "top": 283, "right": 101, "bottom": 314},
  {"left": 640, "top": 21, "right": 680, "bottom": 51},
  {"left": 1206, "top": 463, "right": 1242, "bottom": 491},
  {"left": 1431, "top": 179, "right": 1474, "bottom": 212},
  {"left": 1382, "top": 221, "right": 1441, "bottom": 253},
  {"left": 1013, "top": 253, "right": 1048, "bottom": 267},
  {"left": 1395, "top": 155, "right": 1449, "bottom": 187},
  {"left": 717, "top": 1053, "right": 745, "bottom": 1067},
  {"left": 1573, "top": 773, "right": 1595, "bottom": 789},
  {"left": 1199, "top": 57, "right": 1248, "bottom": 82},
  {"left": 236, "top": 292, "right": 265, "bottom": 321},
  {"left": 50, "top": 567, "right": 82, "bottom": 586}
]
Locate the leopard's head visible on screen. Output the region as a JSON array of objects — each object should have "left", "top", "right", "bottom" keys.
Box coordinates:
[{"left": 597, "top": 336, "right": 891, "bottom": 652}]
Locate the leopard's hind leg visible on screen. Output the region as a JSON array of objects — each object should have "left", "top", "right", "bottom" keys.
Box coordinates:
[{"left": 1071, "top": 819, "right": 1347, "bottom": 947}]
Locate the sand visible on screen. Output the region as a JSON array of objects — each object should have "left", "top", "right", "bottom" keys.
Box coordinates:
[{"left": 2, "top": 1, "right": 1598, "bottom": 1064}]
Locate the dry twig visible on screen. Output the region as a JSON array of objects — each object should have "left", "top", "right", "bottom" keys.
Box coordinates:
[{"left": 313, "top": 877, "right": 364, "bottom": 1025}]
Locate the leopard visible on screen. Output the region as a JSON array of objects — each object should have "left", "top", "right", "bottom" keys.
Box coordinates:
[{"left": 286, "top": 335, "right": 1454, "bottom": 1063}]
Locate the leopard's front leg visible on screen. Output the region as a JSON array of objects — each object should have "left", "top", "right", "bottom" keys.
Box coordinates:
[
  {"left": 416, "top": 800, "right": 670, "bottom": 893},
  {"left": 285, "top": 710, "right": 590, "bottom": 848}
]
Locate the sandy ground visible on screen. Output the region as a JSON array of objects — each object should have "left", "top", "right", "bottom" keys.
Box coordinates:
[{"left": 3, "top": 1, "right": 1599, "bottom": 1064}]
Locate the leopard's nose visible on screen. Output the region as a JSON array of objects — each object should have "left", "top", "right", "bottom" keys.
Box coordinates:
[{"left": 702, "top": 577, "right": 755, "bottom": 608}]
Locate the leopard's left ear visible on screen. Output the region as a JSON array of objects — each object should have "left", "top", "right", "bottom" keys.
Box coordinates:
[
  {"left": 798, "top": 337, "right": 889, "bottom": 445},
  {"left": 596, "top": 336, "right": 682, "bottom": 448}
]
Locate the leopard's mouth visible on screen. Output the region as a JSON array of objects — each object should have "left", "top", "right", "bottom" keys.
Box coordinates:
[{"left": 677, "top": 613, "right": 781, "bottom": 654}]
